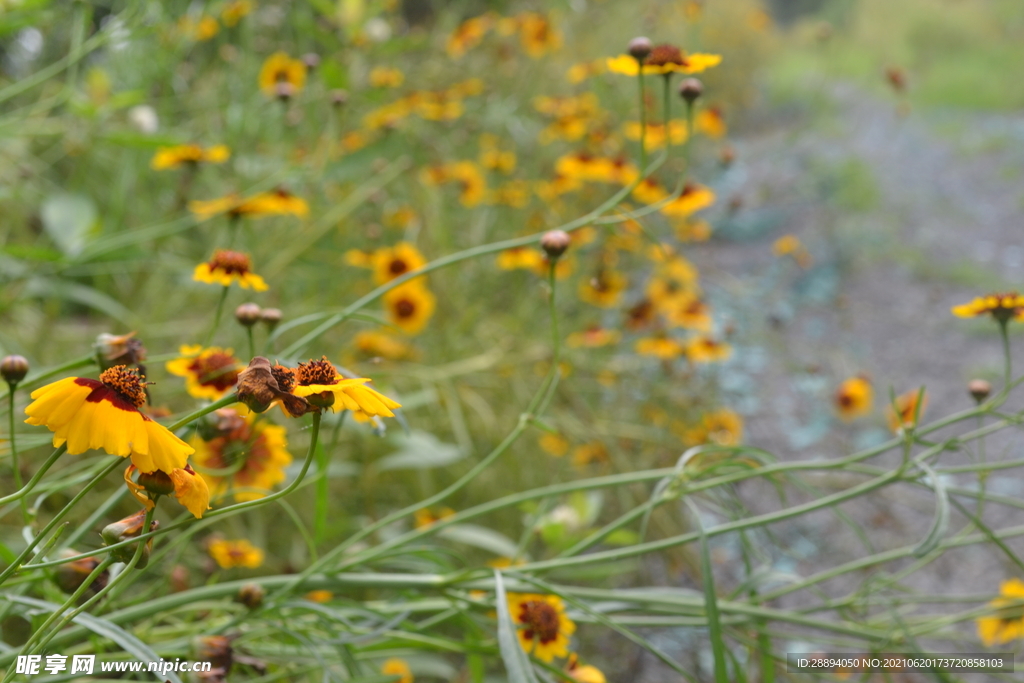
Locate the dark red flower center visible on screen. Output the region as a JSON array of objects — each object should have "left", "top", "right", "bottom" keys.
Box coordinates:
[
  {"left": 395, "top": 299, "right": 416, "bottom": 318},
  {"left": 296, "top": 356, "right": 338, "bottom": 386},
  {"left": 389, "top": 258, "right": 409, "bottom": 275},
  {"left": 271, "top": 364, "right": 296, "bottom": 393},
  {"left": 188, "top": 353, "right": 240, "bottom": 391},
  {"left": 518, "top": 601, "right": 560, "bottom": 644},
  {"left": 645, "top": 44, "right": 687, "bottom": 67},
  {"left": 92, "top": 366, "right": 149, "bottom": 409},
  {"left": 209, "top": 250, "right": 253, "bottom": 275}
]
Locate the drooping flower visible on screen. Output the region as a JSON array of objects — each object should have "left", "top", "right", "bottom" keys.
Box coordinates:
[
  {"left": 835, "top": 376, "right": 873, "bottom": 421},
  {"left": 190, "top": 408, "right": 292, "bottom": 502},
  {"left": 166, "top": 345, "right": 242, "bottom": 401},
  {"left": 384, "top": 284, "right": 437, "bottom": 336},
  {"left": 208, "top": 538, "right": 264, "bottom": 569},
  {"left": 150, "top": 144, "right": 230, "bottom": 170},
  {"left": 193, "top": 250, "right": 269, "bottom": 291},
  {"left": 607, "top": 44, "right": 722, "bottom": 76},
  {"left": 124, "top": 464, "right": 211, "bottom": 519},
  {"left": 977, "top": 579, "right": 1024, "bottom": 646},
  {"left": 25, "top": 366, "right": 194, "bottom": 473},
  {"left": 291, "top": 356, "right": 401, "bottom": 417},
  {"left": 259, "top": 51, "right": 307, "bottom": 96},
  {"left": 887, "top": 389, "right": 928, "bottom": 432},
  {"left": 507, "top": 593, "right": 576, "bottom": 662},
  {"left": 381, "top": 658, "right": 414, "bottom": 683}
]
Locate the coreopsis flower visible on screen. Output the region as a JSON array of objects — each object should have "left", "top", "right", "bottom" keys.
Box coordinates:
[
  {"left": 660, "top": 183, "right": 716, "bottom": 218},
  {"left": 773, "top": 234, "right": 812, "bottom": 268},
  {"left": 413, "top": 506, "right": 455, "bottom": 529},
  {"left": 124, "top": 464, "right": 211, "bottom": 518},
  {"left": 679, "top": 408, "right": 743, "bottom": 446},
  {"left": 479, "top": 135, "right": 517, "bottom": 173},
  {"left": 292, "top": 356, "right": 401, "bottom": 416},
  {"left": 647, "top": 259, "right": 700, "bottom": 306},
  {"left": 190, "top": 189, "right": 308, "bottom": 221},
  {"left": 235, "top": 357, "right": 311, "bottom": 416},
  {"left": 259, "top": 51, "right": 307, "bottom": 96},
  {"left": 194, "top": 250, "right": 269, "bottom": 291},
  {"left": 626, "top": 299, "right": 656, "bottom": 330},
  {"left": 539, "top": 433, "right": 570, "bottom": 457},
  {"left": 191, "top": 408, "right": 292, "bottom": 502},
  {"left": 675, "top": 218, "right": 713, "bottom": 243},
  {"left": 381, "top": 659, "right": 414, "bottom": 683},
  {"left": 695, "top": 106, "right": 727, "bottom": 138},
  {"left": 446, "top": 14, "right": 494, "bottom": 58},
  {"left": 535, "top": 174, "right": 582, "bottom": 202},
  {"left": 24, "top": 366, "right": 194, "bottom": 473},
  {"left": 384, "top": 284, "right": 436, "bottom": 335},
  {"left": 607, "top": 44, "right": 722, "bottom": 76},
  {"left": 178, "top": 15, "right": 220, "bottom": 41},
  {"left": 208, "top": 538, "right": 264, "bottom": 569},
  {"left": 489, "top": 180, "right": 532, "bottom": 208},
  {"left": 353, "top": 331, "right": 414, "bottom": 361},
  {"left": 578, "top": 270, "right": 628, "bottom": 308},
  {"left": 369, "top": 66, "right": 405, "bottom": 88},
  {"left": 636, "top": 336, "right": 685, "bottom": 360},
  {"left": 571, "top": 442, "right": 609, "bottom": 467},
  {"left": 686, "top": 335, "right": 732, "bottom": 363},
  {"left": 633, "top": 178, "right": 670, "bottom": 205},
  {"left": 372, "top": 242, "right": 427, "bottom": 286},
  {"left": 565, "top": 654, "right": 606, "bottom": 683},
  {"left": 977, "top": 579, "right": 1024, "bottom": 646},
  {"left": 166, "top": 345, "right": 242, "bottom": 401},
  {"left": 835, "top": 376, "right": 873, "bottom": 421},
  {"left": 515, "top": 12, "right": 562, "bottom": 58},
  {"left": 554, "top": 153, "right": 637, "bottom": 185},
  {"left": 507, "top": 593, "right": 576, "bottom": 662},
  {"left": 952, "top": 292, "right": 1024, "bottom": 323},
  {"left": 623, "top": 121, "right": 689, "bottom": 150},
  {"left": 150, "top": 144, "right": 230, "bottom": 170},
  {"left": 220, "top": 0, "right": 253, "bottom": 27},
  {"left": 566, "top": 59, "right": 607, "bottom": 83},
  {"left": 305, "top": 589, "right": 333, "bottom": 603},
  {"left": 497, "top": 247, "right": 545, "bottom": 271},
  {"left": 887, "top": 389, "right": 928, "bottom": 432},
  {"left": 566, "top": 326, "right": 621, "bottom": 348},
  {"left": 661, "top": 297, "right": 713, "bottom": 332}
]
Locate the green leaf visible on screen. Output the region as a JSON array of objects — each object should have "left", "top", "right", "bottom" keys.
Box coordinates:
[
  {"left": 39, "top": 193, "right": 97, "bottom": 257},
  {"left": 913, "top": 462, "right": 949, "bottom": 557},
  {"left": 375, "top": 431, "right": 465, "bottom": 471},
  {"left": 438, "top": 524, "right": 519, "bottom": 557},
  {"left": 688, "top": 501, "right": 730, "bottom": 683},
  {"left": 493, "top": 571, "right": 541, "bottom": 683},
  {"left": 604, "top": 529, "right": 641, "bottom": 546}
]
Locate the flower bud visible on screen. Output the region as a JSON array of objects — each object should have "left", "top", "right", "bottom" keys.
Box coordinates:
[
  {"left": 628, "top": 37, "right": 653, "bottom": 61},
  {"left": 275, "top": 82, "right": 295, "bottom": 102},
  {"left": 261, "top": 308, "right": 283, "bottom": 331},
  {"left": 1, "top": 355, "right": 29, "bottom": 384},
  {"left": 540, "top": 230, "right": 571, "bottom": 260},
  {"left": 330, "top": 90, "right": 349, "bottom": 107},
  {"left": 101, "top": 510, "right": 158, "bottom": 568},
  {"left": 235, "top": 303, "right": 262, "bottom": 328},
  {"left": 193, "top": 635, "right": 233, "bottom": 673},
  {"left": 54, "top": 549, "right": 109, "bottom": 595},
  {"left": 236, "top": 582, "right": 265, "bottom": 609},
  {"left": 679, "top": 78, "right": 703, "bottom": 104},
  {"left": 302, "top": 53, "right": 321, "bottom": 71},
  {"left": 968, "top": 379, "right": 992, "bottom": 404}
]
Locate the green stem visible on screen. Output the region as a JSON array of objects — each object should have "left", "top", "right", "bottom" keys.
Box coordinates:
[
  {"left": 204, "top": 286, "right": 231, "bottom": 347},
  {"left": 999, "top": 320, "right": 1011, "bottom": 388},
  {"left": 20, "top": 354, "right": 95, "bottom": 391},
  {"left": 683, "top": 98, "right": 695, "bottom": 182},
  {"left": 246, "top": 325, "right": 256, "bottom": 360},
  {"left": 662, "top": 74, "right": 672, "bottom": 158},
  {"left": 0, "top": 445, "right": 67, "bottom": 506},
  {"left": 638, "top": 68, "right": 648, "bottom": 169},
  {"left": 7, "top": 383, "right": 29, "bottom": 525}
]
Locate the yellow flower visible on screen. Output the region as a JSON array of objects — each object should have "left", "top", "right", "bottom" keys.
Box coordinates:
[
  {"left": 291, "top": 356, "right": 401, "bottom": 417},
  {"left": 363, "top": 100, "right": 413, "bottom": 130},
  {"left": 835, "top": 376, "right": 873, "bottom": 421},
  {"left": 555, "top": 153, "right": 637, "bottom": 185},
  {"left": 566, "top": 327, "right": 621, "bottom": 348},
  {"left": 190, "top": 408, "right": 292, "bottom": 502},
  {"left": 647, "top": 258, "right": 700, "bottom": 307},
  {"left": 661, "top": 297, "right": 713, "bottom": 332},
  {"left": 414, "top": 506, "right": 455, "bottom": 529},
  {"left": 193, "top": 250, "right": 269, "bottom": 291},
  {"left": 675, "top": 218, "right": 713, "bottom": 243},
  {"left": 516, "top": 12, "right": 561, "bottom": 58},
  {"left": 695, "top": 106, "right": 727, "bottom": 138},
  {"left": 632, "top": 178, "right": 670, "bottom": 205},
  {"left": 354, "top": 331, "right": 414, "bottom": 361},
  {"left": 887, "top": 389, "right": 928, "bottom": 432},
  {"left": 606, "top": 44, "right": 722, "bottom": 76},
  {"left": 189, "top": 189, "right": 308, "bottom": 220},
  {"left": 507, "top": 593, "right": 576, "bottom": 662},
  {"left": 24, "top": 366, "right": 194, "bottom": 474},
  {"left": 372, "top": 242, "right": 427, "bottom": 286},
  {"left": 489, "top": 180, "right": 531, "bottom": 208},
  {"left": 977, "top": 579, "right": 1024, "bottom": 646},
  {"left": 566, "top": 654, "right": 606, "bottom": 683},
  {"left": 773, "top": 234, "right": 813, "bottom": 267},
  {"left": 166, "top": 345, "right": 242, "bottom": 401},
  {"left": 208, "top": 538, "right": 264, "bottom": 569},
  {"left": 124, "top": 463, "right": 211, "bottom": 519},
  {"left": 258, "top": 51, "right": 306, "bottom": 96},
  {"left": 623, "top": 120, "right": 689, "bottom": 150},
  {"left": 497, "top": 247, "right": 545, "bottom": 271},
  {"left": 635, "top": 336, "right": 686, "bottom": 360},
  {"left": 179, "top": 16, "right": 220, "bottom": 41},
  {"left": 305, "top": 589, "right": 333, "bottom": 603},
  {"left": 686, "top": 336, "right": 732, "bottom": 363},
  {"left": 952, "top": 292, "right": 1024, "bottom": 322},
  {"left": 539, "top": 433, "right": 570, "bottom": 457},
  {"left": 370, "top": 66, "right": 405, "bottom": 88},
  {"left": 220, "top": 0, "right": 253, "bottom": 27},
  {"left": 150, "top": 144, "right": 230, "bottom": 170},
  {"left": 685, "top": 409, "right": 744, "bottom": 446},
  {"left": 480, "top": 141, "right": 517, "bottom": 174},
  {"left": 566, "top": 60, "right": 606, "bottom": 84},
  {"left": 447, "top": 14, "right": 494, "bottom": 58},
  {"left": 571, "top": 442, "right": 609, "bottom": 467},
  {"left": 381, "top": 658, "right": 413, "bottom": 683},
  {"left": 384, "top": 283, "right": 437, "bottom": 336},
  {"left": 579, "top": 270, "right": 628, "bottom": 308},
  {"left": 660, "top": 183, "right": 716, "bottom": 218}
]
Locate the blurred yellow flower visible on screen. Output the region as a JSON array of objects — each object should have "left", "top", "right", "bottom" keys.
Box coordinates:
[
  {"left": 623, "top": 120, "right": 689, "bottom": 150},
  {"left": 507, "top": 593, "right": 575, "bottom": 662},
  {"left": 193, "top": 250, "right": 269, "bottom": 291},
  {"left": 384, "top": 284, "right": 437, "bottom": 335},
  {"left": 566, "top": 326, "right": 620, "bottom": 348},
  {"left": 607, "top": 44, "right": 722, "bottom": 76},
  {"left": 695, "top": 106, "right": 727, "bottom": 138},
  {"left": 305, "top": 590, "right": 333, "bottom": 603},
  {"left": 632, "top": 178, "right": 670, "bottom": 205},
  {"left": 497, "top": 247, "right": 545, "bottom": 271},
  {"left": 189, "top": 189, "right": 308, "bottom": 220},
  {"left": 150, "top": 144, "right": 229, "bottom": 170},
  {"left": 447, "top": 14, "right": 494, "bottom": 58},
  {"left": 660, "top": 183, "right": 715, "bottom": 218},
  {"left": 370, "top": 66, "right": 405, "bottom": 88},
  {"left": 179, "top": 15, "right": 220, "bottom": 41},
  {"left": 977, "top": 579, "right": 1024, "bottom": 646},
  {"left": 579, "top": 270, "right": 628, "bottom": 308},
  {"left": 354, "top": 330, "right": 414, "bottom": 361},
  {"left": 208, "top": 538, "right": 264, "bottom": 569},
  {"left": 382, "top": 658, "right": 413, "bottom": 683},
  {"left": 566, "top": 59, "right": 607, "bottom": 83},
  {"left": 571, "top": 442, "right": 609, "bottom": 467},
  {"left": 539, "top": 433, "right": 570, "bottom": 457},
  {"left": 566, "top": 654, "right": 606, "bottom": 683},
  {"left": 372, "top": 242, "right": 427, "bottom": 286},
  {"left": 835, "top": 376, "right": 873, "bottom": 421},
  {"left": 258, "top": 51, "right": 307, "bottom": 96},
  {"left": 166, "top": 345, "right": 241, "bottom": 401},
  {"left": 191, "top": 408, "right": 292, "bottom": 502},
  {"left": 636, "top": 336, "right": 685, "bottom": 360},
  {"left": 887, "top": 389, "right": 928, "bottom": 432},
  {"left": 515, "top": 12, "right": 562, "bottom": 58},
  {"left": 952, "top": 292, "right": 1024, "bottom": 321},
  {"left": 220, "top": 0, "right": 253, "bottom": 27},
  {"left": 686, "top": 335, "right": 732, "bottom": 363},
  {"left": 661, "top": 297, "right": 713, "bottom": 332},
  {"left": 414, "top": 506, "right": 455, "bottom": 529}
]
